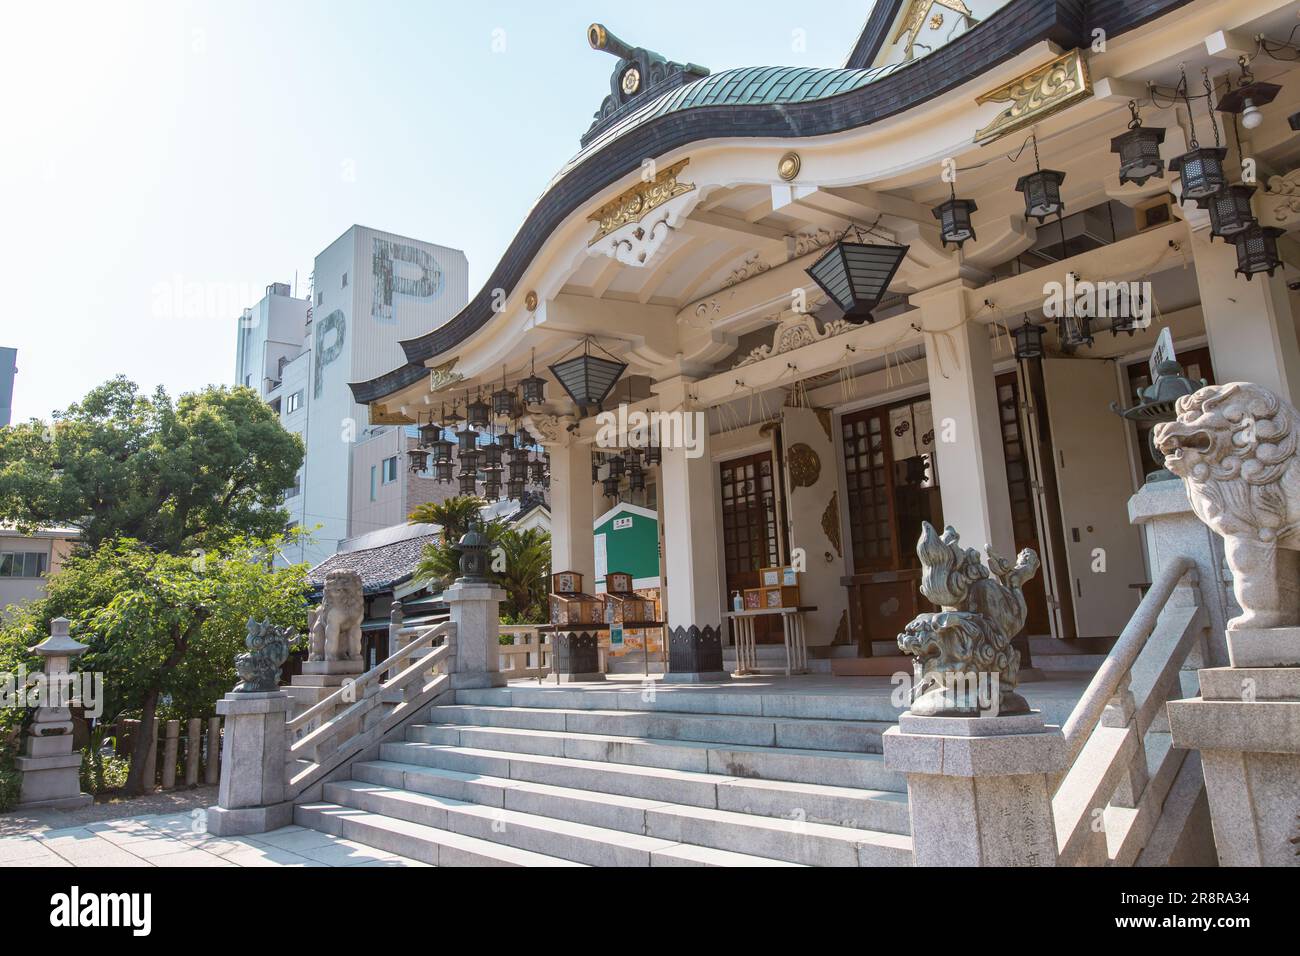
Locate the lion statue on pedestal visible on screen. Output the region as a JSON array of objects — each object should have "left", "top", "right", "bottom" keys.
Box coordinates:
[
  {"left": 1153, "top": 381, "right": 1300, "bottom": 630},
  {"left": 308, "top": 570, "right": 365, "bottom": 661}
]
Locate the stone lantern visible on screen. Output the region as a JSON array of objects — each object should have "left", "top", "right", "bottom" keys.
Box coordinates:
[
  {"left": 455, "top": 519, "right": 492, "bottom": 583},
  {"left": 16, "top": 617, "right": 93, "bottom": 810}
]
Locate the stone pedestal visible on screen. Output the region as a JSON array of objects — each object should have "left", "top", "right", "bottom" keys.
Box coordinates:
[
  {"left": 207, "top": 691, "right": 294, "bottom": 836},
  {"left": 1130, "top": 480, "right": 1233, "bottom": 667},
  {"left": 284, "top": 658, "right": 365, "bottom": 718},
  {"left": 882, "top": 711, "right": 1068, "bottom": 866},
  {"left": 15, "top": 618, "right": 92, "bottom": 811},
  {"left": 664, "top": 625, "right": 730, "bottom": 683},
  {"left": 550, "top": 630, "right": 605, "bottom": 683},
  {"left": 1168, "top": 630, "right": 1300, "bottom": 867},
  {"left": 441, "top": 580, "right": 508, "bottom": 690}
]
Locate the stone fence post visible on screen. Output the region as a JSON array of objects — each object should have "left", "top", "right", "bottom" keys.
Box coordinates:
[{"left": 207, "top": 690, "right": 294, "bottom": 837}]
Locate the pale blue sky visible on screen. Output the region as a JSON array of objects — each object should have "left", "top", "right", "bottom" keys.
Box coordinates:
[{"left": 2, "top": 0, "right": 875, "bottom": 422}]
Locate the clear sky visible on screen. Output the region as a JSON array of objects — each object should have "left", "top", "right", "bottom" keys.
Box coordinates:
[{"left": 2, "top": 0, "right": 875, "bottom": 423}]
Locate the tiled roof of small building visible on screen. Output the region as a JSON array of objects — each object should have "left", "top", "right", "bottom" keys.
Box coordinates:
[{"left": 308, "top": 532, "right": 439, "bottom": 595}]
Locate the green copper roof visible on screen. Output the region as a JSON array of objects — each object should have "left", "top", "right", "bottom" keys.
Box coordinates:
[{"left": 567, "top": 62, "right": 904, "bottom": 169}]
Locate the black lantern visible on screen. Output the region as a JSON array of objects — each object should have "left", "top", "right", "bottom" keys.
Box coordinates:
[
  {"left": 531, "top": 457, "right": 548, "bottom": 483},
  {"left": 439, "top": 403, "right": 460, "bottom": 427},
  {"left": 418, "top": 420, "right": 442, "bottom": 446},
  {"left": 458, "top": 471, "right": 478, "bottom": 496},
  {"left": 601, "top": 476, "right": 620, "bottom": 499},
  {"left": 506, "top": 478, "right": 526, "bottom": 500},
  {"left": 1171, "top": 66, "right": 1227, "bottom": 201},
  {"left": 628, "top": 468, "right": 646, "bottom": 493},
  {"left": 1216, "top": 57, "right": 1281, "bottom": 132},
  {"left": 1206, "top": 184, "right": 1257, "bottom": 242},
  {"left": 1057, "top": 314, "right": 1093, "bottom": 351},
  {"left": 549, "top": 339, "right": 626, "bottom": 414},
  {"left": 466, "top": 394, "right": 491, "bottom": 428},
  {"left": 1111, "top": 101, "right": 1166, "bottom": 186},
  {"left": 1232, "top": 224, "right": 1285, "bottom": 280},
  {"left": 482, "top": 480, "right": 502, "bottom": 502},
  {"left": 1013, "top": 320, "right": 1045, "bottom": 360},
  {"left": 491, "top": 387, "right": 514, "bottom": 418},
  {"left": 460, "top": 449, "right": 481, "bottom": 472},
  {"left": 498, "top": 430, "right": 516, "bottom": 452},
  {"left": 1015, "top": 133, "right": 1066, "bottom": 222},
  {"left": 455, "top": 520, "right": 492, "bottom": 582},
  {"left": 407, "top": 449, "right": 429, "bottom": 473},
  {"left": 805, "top": 232, "right": 909, "bottom": 323},
  {"left": 509, "top": 459, "right": 530, "bottom": 482},
  {"left": 434, "top": 460, "right": 454, "bottom": 483},
  {"left": 607, "top": 454, "right": 626, "bottom": 479},
  {"left": 643, "top": 436, "right": 661, "bottom": 466},
  {"left": 520, "top": 348, "right": 547, "bottom": 405},
  {"left": 429, "top": 437, "right": 454, "bottom": 463},
  {"left": 931, "top": 182, "right": 978, "bottom": 250},
  {"left": 455, "top": 427, "right": 478, "bottom": 455},
  {"left": 481, "top": 442, "right": 503, "bottom": 468}
]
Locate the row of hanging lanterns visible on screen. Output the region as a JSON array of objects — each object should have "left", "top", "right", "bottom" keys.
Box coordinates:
[{"left": 594, "top": 380, "right": 660, "bottom": 503}]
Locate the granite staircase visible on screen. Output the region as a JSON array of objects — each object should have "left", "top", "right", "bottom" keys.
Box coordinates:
[{"left": 295, "top": 685, "right": 913, "bottom": 866}]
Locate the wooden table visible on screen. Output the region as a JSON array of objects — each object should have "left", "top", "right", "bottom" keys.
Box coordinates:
[{"left": 723, "top": 606, "right": 817, "bottom": 677}]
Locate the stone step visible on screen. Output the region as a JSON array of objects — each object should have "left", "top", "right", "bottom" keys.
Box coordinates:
[
  {"left": 293, "top": 801, "right": 584, "bottom": 866},
  {"left": 398, "top": 723, "right": 904, "bottom": 791},
  {"left": 354, "top": 757, "right": 910, "bottom": 834},
  {"left": 426, "top": 703, "right": 891, "bottom": 753},
  {"left": 454, "top": 684, "right": 905, "bottom": 722},
  {"left": 323, "top": 778, "right": 897, "bottom": 866}
]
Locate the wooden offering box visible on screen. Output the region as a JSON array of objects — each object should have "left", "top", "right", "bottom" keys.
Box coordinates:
[
  {"left": 549, "top": 570, "right": 604, "bottom": 627},
  {"left": 759, "top": 566, "right": 799, "bottom": 588},
  {"left": 602, "top": 571, "right": 655, "bottom": 625},
  {"left": 761, "top": 585, "right": 801, "bottom": 609},
  {"left": 743, "top": 588, "right": 763, "bottom": 610}
]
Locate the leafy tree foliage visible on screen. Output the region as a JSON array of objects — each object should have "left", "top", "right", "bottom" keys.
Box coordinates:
[
  {"left": 0, "top": 377, "right": 305, "bottom": 554},
  {"left": 0, "top": 536, "right": 307, "bottom": 795}
]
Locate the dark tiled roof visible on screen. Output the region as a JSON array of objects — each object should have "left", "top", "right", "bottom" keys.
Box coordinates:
[{"left": 308, "top": 532, "right": 439, "bottom": 595}]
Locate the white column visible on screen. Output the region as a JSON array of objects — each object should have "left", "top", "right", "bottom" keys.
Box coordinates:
[
  {"left": 655, "top": 377, "right": 728, "bottom": 681},
  {"left": 547, "top": 438, "right": 595, "bottom": 583},
  {"left": 1188, "top": 223, "right": 1300, "bottom": 405},
  {"left": 916, "top": 281, "right": 1016, "bottom": 561}
]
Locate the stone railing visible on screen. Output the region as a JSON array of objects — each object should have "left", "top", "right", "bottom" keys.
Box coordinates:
[
  {"left": 499, "top": 625, "right": 550, "bottom": 678},
  {"left": 285, "top": 620, "right": 456, "bottom": 799},
  {"left": 1051, "top": 555, "right": 1206, "bottom": 866}
]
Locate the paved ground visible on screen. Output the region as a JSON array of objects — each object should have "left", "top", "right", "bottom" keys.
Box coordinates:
[
  {"left": 0, "top": 786, "right": 219, "bottom": 839},
  {"left": 0, "top": 812, "right": 429, "bottom": 868}
]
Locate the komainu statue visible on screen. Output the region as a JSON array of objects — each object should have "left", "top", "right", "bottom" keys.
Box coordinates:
[
  {"left": 233, "top": 619, "right": 293, "bottom": 694},
  {"left": 308, "top": 570, "right": 364, "bottom": 662},
  {"left": 897, "top": 522, "right": 1040, "bottom": 717},
  {"left": 1153, "top": 382, "right": 1300, "bottom": 630}
]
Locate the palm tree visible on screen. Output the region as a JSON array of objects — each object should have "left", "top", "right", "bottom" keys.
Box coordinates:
[
  {"left": 409, "top": 495, "right": 485, "bottom": 546},
  {"left": 411, "top": 515, "right": 551, "bottom": 622}
]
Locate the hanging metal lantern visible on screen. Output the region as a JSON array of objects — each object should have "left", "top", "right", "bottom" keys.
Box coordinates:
[
  {"left": 482, "top": 481, "right": 502, "bottom": 502},
  {"left": 1232, "top": 223, "right": 1285, "bottom": 280},
  {"left": 643, "top": 439, "right": 661, "bottom": 466},
  {"left": 460, "top": 451, "right": 481, "bottom": 474},
  {"left": 531, "top": 458, "right": 547, "bottom": 483},
  {"left": 466, "top": 395, "right": 491, "bottom": 428},
  {"left": 931, "top": 183, "right": 978, "bottom": 250},
  {"left": 607, "top": 454, "right": 626, "bottom": 479},
  {"left": 509, "top": 459, "right": 530, "bottom": 482},
  {"left": 1171, "top": 146, "right": 1228, "bottom": 201},
  {"left": 805, "top": 233, "right": 909, "bottom": 323},
  {"left": 407, "top": 449, "right": 429, "bottom": 473},
  {"left": 429, "top": 437, "right": 454, "bottom": 464},
  {"left": 549, "top": 339, "right": 627, "bottom": 414},
  {"left": 628, "top": 468, "right": 646, "bottom": 493},
  {"left": 1110, "top": 101, "right": 1166, "bottom": 186},
  {"left": 455, "top": 427, "right": 478, "bottom": 455},
  {"left": 1015, "top": 169, "right": 1066, "bottom": 222},
  {"left": 1013, "top": 320, "right": 1045, "bottom": 360},
  {"left": 497, "top": 430, "right": 516, "bottom": 451},
  {"left": 1057, "top": 314, "right": 1093, "bottom": 351},
  {"left": 439, "top": 404, "right": 460, "bottom": 427},
  {"left": 481, "top": 443, "right": 503, "bottom": 468},
  {"left": 418, "top": 420, "right": 442, "bottom": 446},
  {"left": 520, "top": 348, "right": 546, "bottom": 405},
  {"left": 1216, "top": 57, "right": 1281, "bottom": 132},
  {"left": 506, "top": 478, "right": 526, "bottom": 500},
  {"left": 491, "top": 387, "right": 514, "bottom": 418},
  {"left": 434, "top": 460, "right": 454, "bottom": 483},
  {"left": 1206, "top": 184, "right": 1257, "bottom": 242},
  {"left": 602, "top": 476, "right": 621, "bottom": 499},
  {"left": 458, "top": 472, "right": 478, "bottom": 496}
]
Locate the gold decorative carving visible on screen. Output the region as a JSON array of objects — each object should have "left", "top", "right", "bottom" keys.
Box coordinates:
[
  {"left": 428, "top": 359, "right": 463, "bottom": 392},
  {"left": 974, "top": 49, "right": 1092, "bottom": 145},
  {"left": 788, "top": 443, "right": 821, "bottom": 489},
  {"left": 778, "top": 151, "right": 801, "bottom": 181},
  {"left": 892, "top": 0, "right": 973, "bottom": 60},
  {"left": 734, "top": 313, "right": 855, "bottom": 368},
  {"left": 524, "top": 290, "right": 539, "bottom": 311},
  {"left": 822, "top": 492, "right": 842, "bottom": 557},
  {"left": 588, "top": 159, "right": 694, "bottom": 244}
]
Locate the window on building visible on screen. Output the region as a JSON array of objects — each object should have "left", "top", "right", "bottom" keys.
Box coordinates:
[
  {"left": 285, "top": 471, "right": 301, "bottom": 500},
  {"left": 0, "top": 552, "right": 48, "bottom": 578},
  {"left": 285, "top": 390, "right": 303, "bottom": 414},
  {"left": 382, "top": 456, "right": 398, "bottom": 484},
  {"left": 341, "top": 272, "right": 348, "bottom": 289},
  {"left": 370, "top": 465, "right": 377, "bottom": 501}
]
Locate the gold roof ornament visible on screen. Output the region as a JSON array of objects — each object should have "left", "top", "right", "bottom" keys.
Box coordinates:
[
  {"left": 587, "top": 159, "right": 694, "bottom": 244},
  {"left": 892, "top": 0, "right": 974, "bottom": 60},
  {"left": 777, "top": 151, "right": 802, "bottom": 181},
  {"left": 974, "top": 48, "right": 1092, "bottom": 145},
  {"left": 428, "top": 359, "right": 463, "bottom": 393}
]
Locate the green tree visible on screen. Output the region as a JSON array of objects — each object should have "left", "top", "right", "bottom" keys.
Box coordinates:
[
  {"left": 412, "top": 513, "right": 551, "bottom": 622},
  {"left": 0, "top": 536, "right": 307, "bottom": 796},
  {"left": 0, "top": 377, "right": 305, "bottom": 554},
  {"left": 408, "top": 494, "right": 486, "bottom": 547}
]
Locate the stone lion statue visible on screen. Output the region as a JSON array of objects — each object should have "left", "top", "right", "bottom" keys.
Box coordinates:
[
  {"left": 897, "top": 522, "right": 1039, "bottom": 717},
  {"left": 234, "top": 618, "right": 293, "bottom": 693},
  {"left": 308, "top": 570, "right": 364, "bottom": 661},
  {"left": 1153, "top": 382, "right": 1300, "bottom": 631}
]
